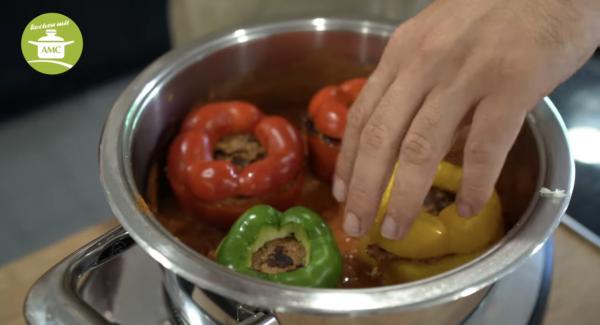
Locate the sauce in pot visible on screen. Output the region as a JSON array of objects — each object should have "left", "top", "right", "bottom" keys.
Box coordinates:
[
  {"left": 148, "top": 159, "right": 380, "bottom": 288},
  {"left": 142, "top": 54, "right": 508, "bottom": 288}
]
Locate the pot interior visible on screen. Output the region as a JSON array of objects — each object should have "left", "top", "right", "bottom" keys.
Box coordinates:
[{"left": 127, "top": 23, "right": 540, "bottom": 287}]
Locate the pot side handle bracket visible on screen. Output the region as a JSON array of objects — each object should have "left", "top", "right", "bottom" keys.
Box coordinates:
[
  {"left": 24, "top": 226, "right": 133, "bottom": 325},
  {"left": 23, "top": 226, "right": 279, "bottom": 325}
]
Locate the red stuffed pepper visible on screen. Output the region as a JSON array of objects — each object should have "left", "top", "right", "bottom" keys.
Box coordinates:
[
  {"left": 306, "top": 78, "right": 367, "bottom": 181},
  {"left": 167, "top": 101, "right": 304, "bottom": 228}
]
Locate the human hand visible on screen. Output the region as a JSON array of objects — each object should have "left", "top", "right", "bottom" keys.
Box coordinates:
[{"left": 334, "top": 0, "right": 600, "bottom": 239}]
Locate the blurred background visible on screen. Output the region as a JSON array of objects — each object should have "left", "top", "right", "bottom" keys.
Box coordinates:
[
  {"left": 1, "top": 1, "right": 599, "bottom": 266},
  {"left": 1, "top": 1, "right": 170, "bottom": 264}
]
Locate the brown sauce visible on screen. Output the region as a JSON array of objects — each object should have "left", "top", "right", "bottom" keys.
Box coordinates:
[
  {"left": 149, "top": 160, "right": 498, "bottom": 289},
  {"left": 148, "top": 156, "right": 378, "bottom": 287}
]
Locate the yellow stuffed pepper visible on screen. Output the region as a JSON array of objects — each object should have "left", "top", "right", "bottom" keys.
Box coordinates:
[{"left": 358, "top": 161, "right": 504, "bottom": 284}]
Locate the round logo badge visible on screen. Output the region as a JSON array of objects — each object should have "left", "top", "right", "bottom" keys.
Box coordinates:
[{"left": 21, "top": 13, "right": 83, "bottom": 75}]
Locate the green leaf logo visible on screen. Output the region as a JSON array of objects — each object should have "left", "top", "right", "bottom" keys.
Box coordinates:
[{"left": 21, "top": 13, "right": 83, "bottom": 75}]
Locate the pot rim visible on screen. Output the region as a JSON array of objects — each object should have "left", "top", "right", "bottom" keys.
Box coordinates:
[{"left": 99, "top": 18, "right": 574, "bottom": 315}]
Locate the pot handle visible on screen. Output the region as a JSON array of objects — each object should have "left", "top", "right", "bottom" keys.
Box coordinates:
[
  {"left": 24, "top": 225, "right": 279, "bottom": 325},
  {"left": 24, "top": 226, "right": 134, "bottom": 325}
]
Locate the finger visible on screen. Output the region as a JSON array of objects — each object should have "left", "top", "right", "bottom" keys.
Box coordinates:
[
  {"left": 343, "top": 73, "right": 431, "bottom": 237},
  {"left": 382, "top": 86, "right": 478, "bottom": 239},
  {"left": 333, "top": 24, "right": 416, "bottom": 203},
  {"left": 457, "top": 94, "right": 529, "bottom": 217}
]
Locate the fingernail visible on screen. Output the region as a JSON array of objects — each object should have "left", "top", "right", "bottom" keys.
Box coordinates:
[
  {"left": 343, "top": 212, "right": 361, "bottom": 237},
  {"left": 332, "top": 176, "right": 347, "bottom": 202},
  {"left": 381, "top": 216, "right": 397, "bottom": 239},
  {"left": 457, "top": 202, "right": 473, "bottom": 217}
]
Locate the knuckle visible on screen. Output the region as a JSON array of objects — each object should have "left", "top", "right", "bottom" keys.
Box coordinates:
[
  {"left": 400, "top": 132, "right": 435, "bottom": 165},
  {"left": 495, "top": 55, "right": 530, "bottom": 80},
  {"left": 417, "top": 30, "right": 448, "bottom": 58},
  {"left": 360, "top": 119, "right": 390, "bottom": 152},
  {"left": 417, "top": 111, "right": 440, "bottom": 130}
]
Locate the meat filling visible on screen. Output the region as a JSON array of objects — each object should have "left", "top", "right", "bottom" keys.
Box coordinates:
[
  {"left": 423, "top": 187, "right": 455, "bottom": 215},
  {"left": 251, "top": 236, "right": 306, "bottom": 274},
  {"left": 214, "top": 134, "right": 266, "bottom": 168}
]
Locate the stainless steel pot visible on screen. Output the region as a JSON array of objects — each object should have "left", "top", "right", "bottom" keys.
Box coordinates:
[{"left": 26, "top": 18, "right": 574, "bottom": 325}]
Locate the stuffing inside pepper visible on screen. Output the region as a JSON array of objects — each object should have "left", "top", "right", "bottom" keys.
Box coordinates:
[
  {"left": 423, "top": 187, "right": 455, "bottom": 215},
  {"left": 214, "top": 133, "right": 266, "bottom": 168},
  {"left": 251, "top": 236, "right": 306, "bottom": 274}
]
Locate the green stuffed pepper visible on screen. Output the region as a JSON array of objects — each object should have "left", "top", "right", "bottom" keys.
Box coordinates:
[{"left": 216, "top": 205, "right": 342, "bottom": 288}]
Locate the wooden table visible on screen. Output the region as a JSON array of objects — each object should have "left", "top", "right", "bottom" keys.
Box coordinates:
[{"left": 1, "top": 221, "right": 598, "bottom": 325}]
